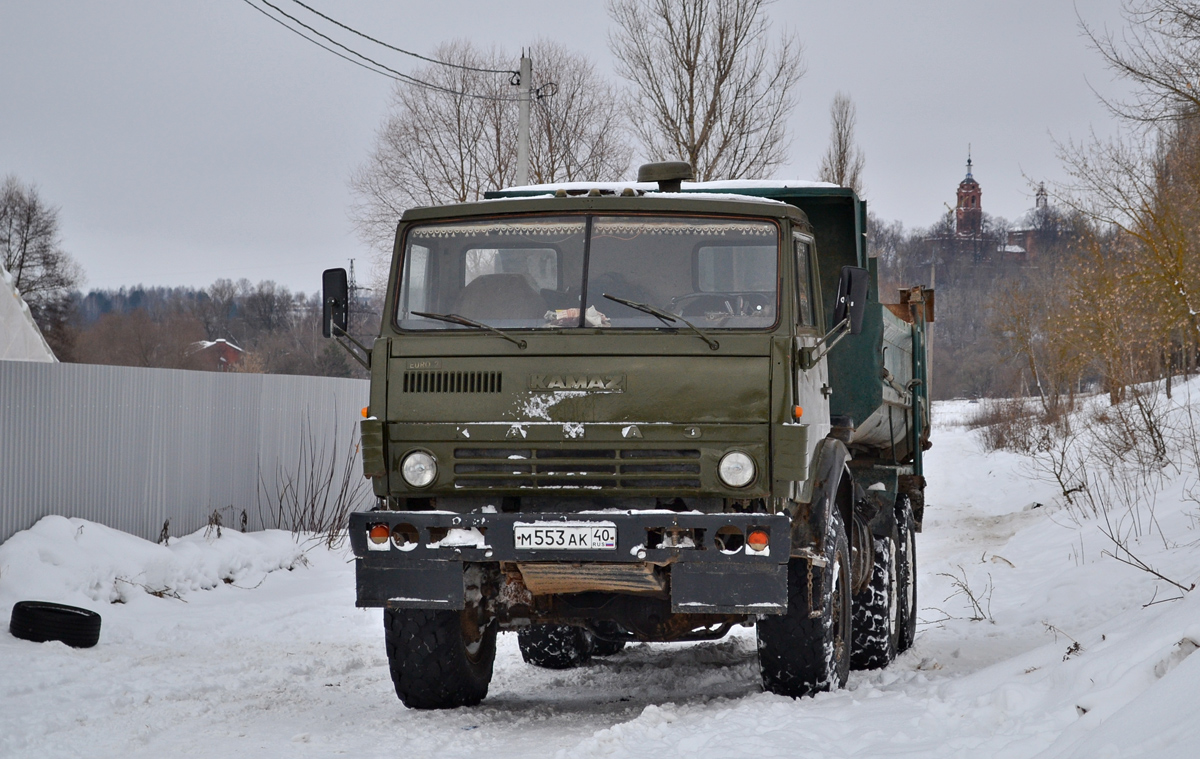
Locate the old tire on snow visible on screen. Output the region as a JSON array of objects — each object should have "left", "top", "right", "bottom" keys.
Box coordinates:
[
  {"left": 757, "top": 509, "right": 851, "bottom": 697},
  {"left": 850, "top": 524, "right": 899, "bottom": 670},
  {"left": 519, "top": 624, "right": 592, "bottom": 669},
  {"left": 9, "top": 601, "right": 101, "bottom": 648},
  {"left": 384, "top": 608, "right": 496, "bottom": 709},
  {"left": 895, "top": 496, "right": 918, "bottom": 653}
]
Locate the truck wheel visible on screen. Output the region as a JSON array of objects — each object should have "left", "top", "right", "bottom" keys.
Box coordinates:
[
  {"left": 588, "top": 636, "right": 626, "bottom": 657},
  {"left": 757, "top": 509, "right": 851, "bottom": 698},
  {"left": 895, "top": 496, "right": 919, "bottom": 652},
  {"left": 587, "top": 621, "right": 627, "bottom": 657},
  {"left": 518, "top": 624, "right": 592, "bottom": 669},
  {"left": 384, "top": 608, "right": 496, "bottom": 709},
  {"left": 850, "top": 524, "right": 899, "bottom": 670}
]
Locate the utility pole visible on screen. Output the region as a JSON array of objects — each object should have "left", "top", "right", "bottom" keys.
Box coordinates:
[
  {"left": 347, "top": 258, "right": 358, "bottom": 335},
  {"left": 517, "top": 53, "right": 531, "bottom": 186}
]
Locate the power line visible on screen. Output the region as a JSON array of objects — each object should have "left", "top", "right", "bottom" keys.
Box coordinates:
[
  {"left": 286, "top": 0, "right": 518, "bottom": 76},
  {"left": 255, "top": 0, "right": 519, "bottom": 100},
  {"left": 244, "top": 0, "right": 521, "bottom": 102},
  {"left": 239, "top": 0, "right": 404, "bottom": 82}
]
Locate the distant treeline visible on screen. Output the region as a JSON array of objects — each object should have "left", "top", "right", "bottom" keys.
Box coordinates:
[{"left": 61, "top": 278, "right": 379, "bottom": 378}]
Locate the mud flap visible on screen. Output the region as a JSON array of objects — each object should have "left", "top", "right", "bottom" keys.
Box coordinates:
[
  {"left": 356, "top": 562, "right": 465, "bottom": 610},
  {"left": 670, "top": 562, "right": 788, "bottom": 615}
]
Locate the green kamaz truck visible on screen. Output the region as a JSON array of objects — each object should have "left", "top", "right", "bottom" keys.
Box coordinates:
[{"left": 322, "top": 162, "right": 932, "bottom": 710}]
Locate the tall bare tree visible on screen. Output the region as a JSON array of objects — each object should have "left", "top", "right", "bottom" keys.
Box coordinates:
[
  {"left": 1083, "top": 0, "right": 1200, "bottom": 123},
  {"left": 1022, "top": 0, "right": 1200, "bottom": 405},
  {"left": 817, "top": 92, "right": 865, "bottom": 193},
  {"left": 607, "top": 0, "right": 804, "bottom": 181},
  {"left": 529, "top": 42, "right": 632, "bottom": 187},
  {"left": 0, "top": 175, "right": 84, "bottom": 357},
  {"left": 350, "top": 40, "right": 631, "bottom": 257}
]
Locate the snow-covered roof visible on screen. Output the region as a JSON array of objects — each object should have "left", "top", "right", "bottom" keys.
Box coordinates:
[
  {"left": 187, "top": 338, "right": 245, "bottom": 355},
  {"left": 999, "top": 244, "right": 1026, "bottom": 254},
  {"left": 0, "top": 261, "right": 56, "bottom": 363},
  {"left": 500, "top": 178, "right": 840, "bottom": 194}
]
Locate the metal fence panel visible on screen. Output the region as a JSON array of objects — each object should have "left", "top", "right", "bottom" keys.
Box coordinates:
[{"left": 0, "top": 361, "right": 370, "bottom": 544}]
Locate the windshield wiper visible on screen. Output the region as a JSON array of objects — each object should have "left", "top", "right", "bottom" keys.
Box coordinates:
[
  {"left": 602, "top": 294, "right": 719, "bottom": 351},
  {"left": 411, "top": 311, "right": 527, "bottom": 349}
]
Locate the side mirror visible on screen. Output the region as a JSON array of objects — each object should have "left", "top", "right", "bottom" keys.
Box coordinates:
[
  {"left": 322, "top": 268, "right": 348, "bottom": 338},
  {"left": 833, "top": 266, "right": 869, "bottom": 336}
]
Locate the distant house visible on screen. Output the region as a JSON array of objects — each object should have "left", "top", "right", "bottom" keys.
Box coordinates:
[{"left": 186, "top": 339, "right": 245, "bottom": 371}]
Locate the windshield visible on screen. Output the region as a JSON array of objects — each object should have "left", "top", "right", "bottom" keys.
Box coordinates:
[{"left": 396, "top": 214, "right": 779, "bottom": 330}]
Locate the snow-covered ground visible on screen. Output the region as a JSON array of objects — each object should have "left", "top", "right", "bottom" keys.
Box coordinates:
[{"left": 3, "top": 400, "right": 1200, "bottom": 758}]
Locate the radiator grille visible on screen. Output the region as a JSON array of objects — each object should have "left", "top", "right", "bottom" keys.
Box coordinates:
[
  {"left": 403, "top": 371, "right": 502, "bottom": 393},
  {"left": 452, "top": 447, "right": 701, "bottom": 490}
]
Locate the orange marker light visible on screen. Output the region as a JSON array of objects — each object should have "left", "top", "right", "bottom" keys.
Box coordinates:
[
  {"left": 793, "top": 406, "right": 803, "bottom": 419},
  {"left": 368, "top": 524, "right": 390, "bottom": 544},
  {"left": 362, "top": 406, "right": 369, "bottom": 418},
  {"left": 747, "top": 530, "right": 770, "bottom": 552}
]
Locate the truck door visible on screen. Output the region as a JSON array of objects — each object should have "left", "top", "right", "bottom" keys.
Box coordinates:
[{"left": 793, "top": 235, "right": 830, "bottom": 465}]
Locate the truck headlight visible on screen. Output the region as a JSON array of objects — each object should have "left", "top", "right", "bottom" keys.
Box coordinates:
[
  {"left": 401, "top": 450, "right": 437, "bottom": 488},
  {"left": 718, "top": 451, "right": 755, "bottom": 488}
]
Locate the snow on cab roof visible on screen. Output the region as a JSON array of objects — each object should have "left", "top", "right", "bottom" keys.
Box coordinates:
[{"left": 500, "top": 179, "right": 840, "bottom": 193}]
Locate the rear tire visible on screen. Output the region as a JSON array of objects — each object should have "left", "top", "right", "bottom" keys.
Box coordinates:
[
  {"left": 895, "top": 496, "right": 918, "bottom": 652},
  {"left": 519, "top": 624, "right": 592, "bottom": 669},
  {"left": 757, "top": 509, "right": 851, "bottom": 697},
  {"left": 384, "top": 608, "right": 496, "bottom": 709},
  {"left": 587, "top": 622, "right": 627, "bottom": 657},
  {"left": 850, "top": 524, "right": 899, "bottom": 670}
]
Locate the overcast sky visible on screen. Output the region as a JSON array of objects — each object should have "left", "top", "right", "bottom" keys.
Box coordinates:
[{"left": 1, "top": 1, "right": 1129, "bottom": 294}]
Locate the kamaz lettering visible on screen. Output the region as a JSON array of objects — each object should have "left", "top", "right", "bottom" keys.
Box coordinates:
[{"left": 528, "top": 374, "right": 625, "bottom": 392}]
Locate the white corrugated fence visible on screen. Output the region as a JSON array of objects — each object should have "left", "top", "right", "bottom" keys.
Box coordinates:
[{"left": 0, "top": 361, "right": 371, "bottom": 544}]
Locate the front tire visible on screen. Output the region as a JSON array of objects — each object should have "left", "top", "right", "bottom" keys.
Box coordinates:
[
  {"left": 384, "top": 608, "right": 496, "bottom": 709},
  {"left": 757, "top": 509, "right": 851, "bottom": 697}
]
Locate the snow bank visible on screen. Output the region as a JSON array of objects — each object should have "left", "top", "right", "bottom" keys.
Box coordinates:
[{"left": 0, "top": 516, "right": 306, "bottom": 609}]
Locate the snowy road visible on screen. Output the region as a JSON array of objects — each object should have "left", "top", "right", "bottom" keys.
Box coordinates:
[{"left": 4, "top": 401, "right": 1200, "bottom": 758}]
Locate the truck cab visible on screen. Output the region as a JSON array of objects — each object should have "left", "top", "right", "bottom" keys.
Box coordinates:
[{"left": 326, "top": 163, "right": 931, "bottom": 709}]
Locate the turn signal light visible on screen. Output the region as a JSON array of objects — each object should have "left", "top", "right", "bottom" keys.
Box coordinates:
[
  {"left": 793, "top": 406, "right": 803, "bottom": 419},
  {"left": 368, "top": 523, "right": 391, "bottom": 544},
  {"left": 747, "top": 529, "right": 769, "bottom": 552},
  {"left": 361, "top": 406, "right": 369, "bottom": 418}
]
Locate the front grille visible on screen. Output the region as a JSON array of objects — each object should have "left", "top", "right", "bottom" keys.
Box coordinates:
[
  {"left": 403, "top": 371, "right": 502, "bottom": 393},
  {"left": 452, "top": 447, "right": 701, "bottom": 490}
]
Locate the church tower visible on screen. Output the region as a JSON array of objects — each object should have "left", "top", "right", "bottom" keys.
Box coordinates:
[{"left": 955, "top": 153, "right": 982, "bottom": 238}]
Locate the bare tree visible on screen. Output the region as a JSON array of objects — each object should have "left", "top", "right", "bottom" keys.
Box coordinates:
[
  {"left": 350, "top": 40, "right": 631, "bottom": 258},
  {"left": 608, "top": 0, "right": 804, "bottom": 181},
  {"left": 817, "top": 92, "right": 865, "bottom": 193},
  {"left": 1055, "top": 121, "right": 1200, "bottom": 358},
  {"left": 1082, "top": 0, "right": 1200, "bottom": 124},
  {"left": 0, "top": 175, "right": 84, "bottom": 357},
  {"left": 529, "top": 41, "right": 632, "bottom": 186}
]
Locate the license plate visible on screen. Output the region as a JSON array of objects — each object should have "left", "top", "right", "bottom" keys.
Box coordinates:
[{"left": 514, "top": 521, "right": 617, "bottom": 550}]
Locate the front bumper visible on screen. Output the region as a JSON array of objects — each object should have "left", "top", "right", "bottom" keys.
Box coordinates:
[{"left": 349, "top": 510, "right": 791, "bottom": 614}]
